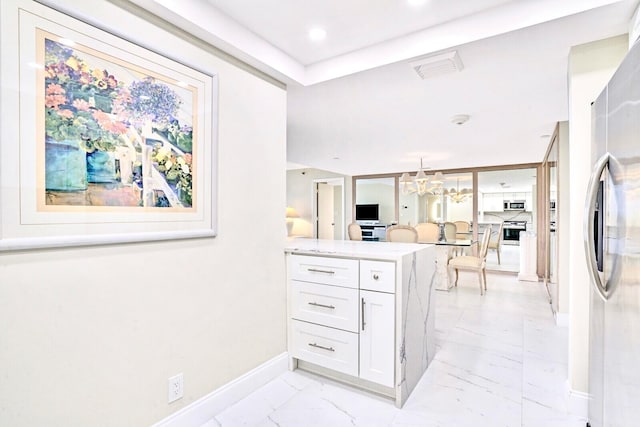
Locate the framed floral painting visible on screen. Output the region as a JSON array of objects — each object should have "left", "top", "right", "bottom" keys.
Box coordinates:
[{"left": 0, "top": 0, "right": 217, "bottom": 251}]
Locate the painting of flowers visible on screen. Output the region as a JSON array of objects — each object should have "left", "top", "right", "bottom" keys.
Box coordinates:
[
  {"left": 42, "top": 33, "right": 196, "bottom": 209},
  {"left": 0, "top": 4, "right": 216, "bottom": 251}
]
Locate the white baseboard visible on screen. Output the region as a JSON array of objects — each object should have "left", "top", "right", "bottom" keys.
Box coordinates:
[
  {"left": 565, "top": 380, "right": 589, "bottom": 418},
  {"left": 153, "top": 352, "right": 289, "bottom": 427},
  {"left": 555, "top": 312, "right": 570, "bottom": 327}
]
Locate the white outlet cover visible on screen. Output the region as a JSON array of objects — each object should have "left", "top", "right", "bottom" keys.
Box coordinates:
[{"left": 168, "top": 373, "right": 184, "bottom": 403}]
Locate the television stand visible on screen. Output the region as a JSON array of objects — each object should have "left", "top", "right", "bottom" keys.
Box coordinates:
[{"left": 360, "top": 224, "right": 388, "bottom": 241}]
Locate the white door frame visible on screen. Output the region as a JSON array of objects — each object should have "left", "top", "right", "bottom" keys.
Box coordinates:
[{"left": 312, "top": 177, "right": 345, "bottom": 240}]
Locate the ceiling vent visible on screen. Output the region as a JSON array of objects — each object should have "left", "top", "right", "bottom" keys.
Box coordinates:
[{"left": 410, "top": 50, "right": 464, "bottom": 80}]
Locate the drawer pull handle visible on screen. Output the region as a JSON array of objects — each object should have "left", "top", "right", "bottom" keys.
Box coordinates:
[
  {"left": 361, "top": 298, "right": 366, "bottom": 331},
  {"left": 373, "top": 273, "right": 380, "bottom": 280},
  {"left": 308, "top": 342, "right": 335, "bottom": 352},
  {"left": 308, "top": 302, "right": 336, "bottom": 310},
  {"left": 307, "top": 268, "right": 336, "bottom": 275}
]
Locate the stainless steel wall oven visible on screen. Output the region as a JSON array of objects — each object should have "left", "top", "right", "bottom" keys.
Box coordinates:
[{"left": 502, "top": 221, "right": 526, "bottom": 244}]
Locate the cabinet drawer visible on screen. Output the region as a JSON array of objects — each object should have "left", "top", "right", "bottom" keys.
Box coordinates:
[
  {"left": 360, "top": 260, "right": 395, "bottom": 293},
  {"left": 290, "top": 320, "right": 358, "bottom": 377},
  {"left": 290, "top": 255, "right": 359, "bottom": 288},
  {"left": 291, "top": 281, "right": 359, "bottom": 332}
]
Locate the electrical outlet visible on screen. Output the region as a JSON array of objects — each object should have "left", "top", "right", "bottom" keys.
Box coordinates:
[{"left": 168, "top": 373, "right": 183, "bottom": 403}]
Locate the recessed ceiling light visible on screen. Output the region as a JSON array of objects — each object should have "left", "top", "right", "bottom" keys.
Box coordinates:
[
  {"left": 308, "top": 27, "right": 327, "bottom": 42},
  {"left": 407, "top": 0, "right": 428, "bottom": 6}
]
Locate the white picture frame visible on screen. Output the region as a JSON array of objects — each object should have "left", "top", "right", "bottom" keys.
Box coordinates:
[{"left": 0, "top": 0, "right": 218, "bottom": 251}]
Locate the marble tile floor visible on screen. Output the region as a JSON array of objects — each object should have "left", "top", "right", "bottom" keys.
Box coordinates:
[
  {"left": 486, "top": 244, "right": 520, "bottom": 273},
  {"left": 202, "top": 272, "right": 586, "bottom": 427}
]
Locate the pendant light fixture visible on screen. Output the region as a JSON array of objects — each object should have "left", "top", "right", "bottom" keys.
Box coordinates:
[
  {"left": 400, "top": 159, "right": 444, "bottom": 196},
  {"left": 447, "top": 178, "right": 472, "bottom": 203}
]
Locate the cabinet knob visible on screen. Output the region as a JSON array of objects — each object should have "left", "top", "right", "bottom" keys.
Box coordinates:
[{"left": 373, "top": 273, "right": 379, "bottom": 280}]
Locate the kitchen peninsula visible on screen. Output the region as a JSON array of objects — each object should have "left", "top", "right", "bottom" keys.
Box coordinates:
[{"left": 284, "top": 238, "right": 437, "bottom": 407}]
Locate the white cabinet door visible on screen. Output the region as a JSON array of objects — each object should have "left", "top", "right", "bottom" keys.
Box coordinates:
[
  {"left": 525, "top": 192, "right": 533, "bottom": 211},
  {"left": 359, "top": 290, "right": 395, "bottom": 387},
  {"left": 482, "top": 193, "right": 504, "bottom": 212}
]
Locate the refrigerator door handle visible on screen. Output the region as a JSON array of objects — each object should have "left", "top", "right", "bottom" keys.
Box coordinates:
[{"left": 584, "top": 152, "right": 610, "bottom": 302}]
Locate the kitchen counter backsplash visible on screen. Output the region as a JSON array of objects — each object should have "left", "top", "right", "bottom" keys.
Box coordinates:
[{"left": 479, "top": 211, "right": 532, "bottom": 224}]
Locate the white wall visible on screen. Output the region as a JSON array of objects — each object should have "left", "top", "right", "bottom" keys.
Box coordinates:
[
  {"left": 446, "top": 197, "right": 473, "bottom": 223},
  {"left": 398, "top": 192, "right": 418, "bottom": 225},
  {"left": 0, "top": 1, "right": 287, "bottom": 425},
  {"left": 567, "top": 35, "right": 627, "bottom": 394},
  {"left": 286, "top": 168, "right": 351, "bottom": 237},
  {"left": 356, "top": 181, "right": 395, "bottom": 224},
  {"left": 558, "top": 121, "right": 571, "bottom": 316}
]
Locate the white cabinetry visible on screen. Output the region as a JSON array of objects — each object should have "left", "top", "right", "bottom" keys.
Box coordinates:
[
  {"left": 525, "top": 192, "right": 533, "bottom": 211},
  {"left": 288, "top": 255, "right": 395, "bottom": 387},
  {"left": 285, "top": 239, "right": 437, "bottom": 407},
  {"left": 504, "top": 192, "right": 533, "bottom": 210},
  {"left": 359, "top": 259, "right": 395, "bottom": 387},
  {"left": 290, "top": 318, "right": 359, "bottom": 376},
  {"left": 359, "top": 289, "right": 394, "bottom": 386},
  {"left": 503, "top": 192, "right": 526, "bottom": 201},
  {"left": 482, "top": 192, "right": 504, "bottom": 212},
  {"left": 483, "top": 191, "right": 534, "bottom": 211},
  {"left": 290, "top": 281, "right": 359, "bottom": 332},
  {"left": 289, "top": 255, "right": 358, "bottom": 288},
  {"left": 360, "top": 224, "right": 388, "bottom": 241},
  {"left": 509, "top": 192, "right": 534, "bottom": 211}
]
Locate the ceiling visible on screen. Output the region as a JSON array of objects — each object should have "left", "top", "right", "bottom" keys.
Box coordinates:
[
  {"left": 128, "top": 0, "right": 638, "bottom": 176},
  {"left": 204, "top": 0, "right": 516, "bottom": 67}
]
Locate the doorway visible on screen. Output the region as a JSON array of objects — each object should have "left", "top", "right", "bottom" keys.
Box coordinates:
[
  {"left": 477, "top": 167, "right": 537, "bottom": 273},
  {"left": 313, "top": 178, "right": 344, "bottom": 240}
]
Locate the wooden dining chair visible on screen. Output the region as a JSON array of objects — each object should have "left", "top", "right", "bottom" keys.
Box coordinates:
[
  {"left": 488, "top": 221, "right": 504, "bottom": 264},
  {"left": 347, "top": 222, "right": 362, "bottom": 241},
  {"left": 453, "top": 221, "right": 471, "bottom": 239},
  {"left": 447, "top": 225, "right": 492, "bottom": 295},
  {"left": 386, "top": 225, "right": 418, "bottom": 243},
  {"left": 443, "top": 222, "right": 457, "bottom": 241},
  {"left": 414, "top": 222, "right": 439, "bottom": 243}
]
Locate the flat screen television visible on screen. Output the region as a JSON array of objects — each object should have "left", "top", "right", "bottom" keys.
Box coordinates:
[{"left": 355, "top": 204, "right": 379, "bottom": 222}]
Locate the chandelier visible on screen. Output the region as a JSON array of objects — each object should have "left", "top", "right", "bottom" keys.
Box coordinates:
[
  {"left": 399, "top": 159, "right": 444, "bottom": 196},
  {"left": 446, "top": 178, "right": 472, "bottom": 203}
]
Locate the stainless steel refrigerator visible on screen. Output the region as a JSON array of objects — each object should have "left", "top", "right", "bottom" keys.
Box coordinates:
[{"left": 585, "top": 38, "right": 640, "bottom": 427}]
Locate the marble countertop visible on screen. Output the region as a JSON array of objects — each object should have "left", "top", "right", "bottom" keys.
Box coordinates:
[{"left": 285, "top": 238, "right": 432, "bottom": 260}]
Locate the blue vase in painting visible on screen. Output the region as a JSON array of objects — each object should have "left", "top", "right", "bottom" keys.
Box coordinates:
[
  {"left": 45, "top": 138, "right": 88, "bottom": 191},
  {"left": 86, "top": 150, "right": 118, "bottom": 183}
]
